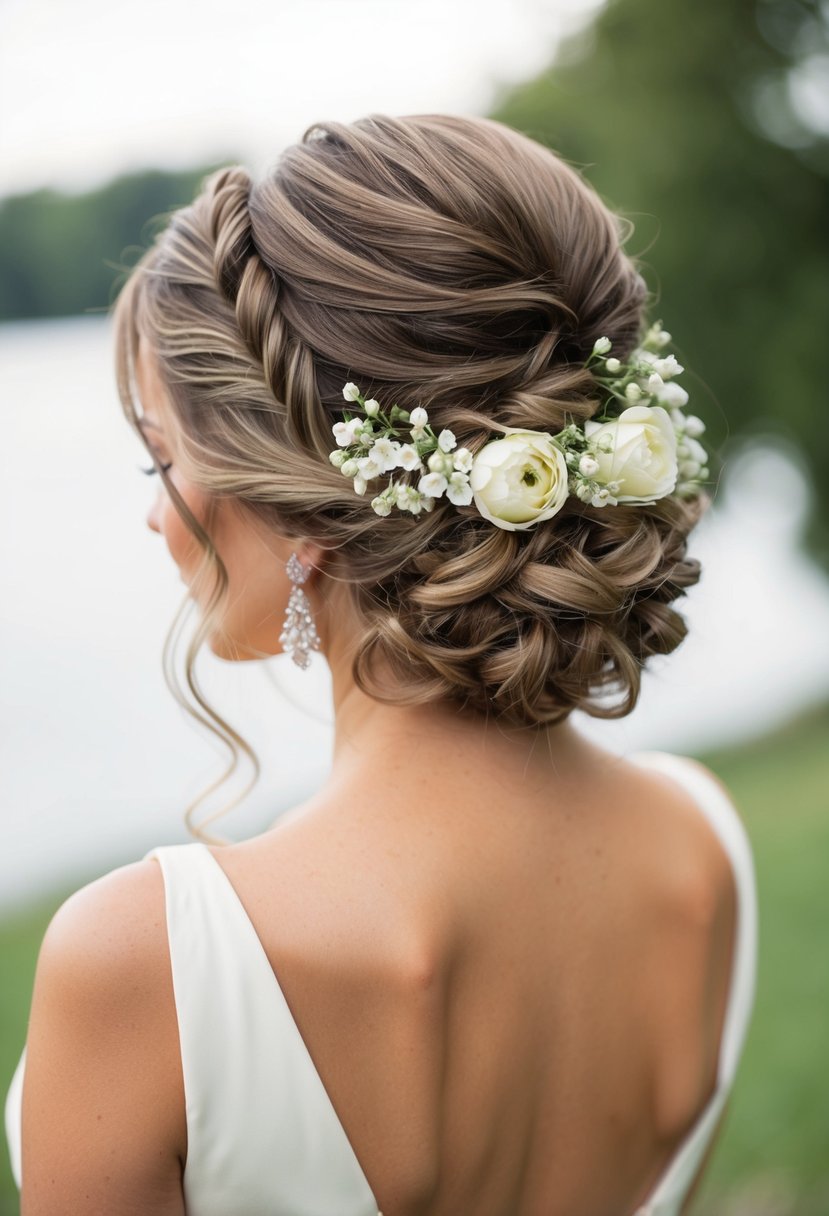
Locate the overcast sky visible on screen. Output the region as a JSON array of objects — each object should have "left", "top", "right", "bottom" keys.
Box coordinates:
[{"left": 0, "top": 0, "right": 603, "bottom": 199}]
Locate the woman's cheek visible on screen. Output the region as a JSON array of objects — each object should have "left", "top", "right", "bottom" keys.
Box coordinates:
[{"left": 160, "top": 477, "right": 209, "bottom": 583}]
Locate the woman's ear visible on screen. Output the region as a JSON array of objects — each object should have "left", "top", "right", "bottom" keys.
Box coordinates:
[{"left": 297, "top": 542, "right": 329, "bottom": 584}]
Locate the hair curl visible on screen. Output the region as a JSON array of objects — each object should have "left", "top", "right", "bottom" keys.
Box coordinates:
[{"left": 112, "top": 112, "right": 710, "bottom": 838}]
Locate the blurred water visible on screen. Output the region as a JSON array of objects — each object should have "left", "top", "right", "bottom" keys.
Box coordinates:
[{"left": 2, "top": 314, "right": 829, "bottom": 912}]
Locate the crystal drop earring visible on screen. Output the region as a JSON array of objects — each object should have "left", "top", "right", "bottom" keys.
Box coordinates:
[{"left": 279, "top": 552, "right": 322, "bottom": 670}]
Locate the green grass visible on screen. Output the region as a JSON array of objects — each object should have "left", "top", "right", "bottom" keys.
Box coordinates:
[{"left": 1, "top": 701, "right": 828, "bottom": 1215}]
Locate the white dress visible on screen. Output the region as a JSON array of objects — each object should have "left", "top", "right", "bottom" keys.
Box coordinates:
[{"left": 5, "top": 750, "right": 758, "bottom": 1215}]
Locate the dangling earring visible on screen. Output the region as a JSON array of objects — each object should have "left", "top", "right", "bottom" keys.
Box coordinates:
[{"left": 279, "top": 552, "right": 322, "bottom": 670}]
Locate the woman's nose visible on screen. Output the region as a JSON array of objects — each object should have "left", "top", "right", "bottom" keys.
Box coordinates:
[{"left": 146, "top": 494, "right": 162, "bottom": 534}]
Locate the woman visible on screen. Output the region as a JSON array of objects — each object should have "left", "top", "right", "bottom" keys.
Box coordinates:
[{"left": 5, "top": 113, "right": 757, "bottom": 1215}]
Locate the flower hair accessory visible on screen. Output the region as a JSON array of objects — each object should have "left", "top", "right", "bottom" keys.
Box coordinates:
[{"left": 328, "top": 322, "right": 709, "bottom": 531}]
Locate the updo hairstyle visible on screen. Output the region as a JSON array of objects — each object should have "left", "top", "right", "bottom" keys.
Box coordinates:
[{"left": 113, "top": 113, "right": 708, "bottom": 835}]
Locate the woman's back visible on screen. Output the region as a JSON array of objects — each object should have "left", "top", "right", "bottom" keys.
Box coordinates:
[{"left": 41, "top": 739, "right": 751, "bottom": 1216}]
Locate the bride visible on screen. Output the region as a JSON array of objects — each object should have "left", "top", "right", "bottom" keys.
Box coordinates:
[{"left": 6, "top": 112, "right": 756, "bottom": 1215}]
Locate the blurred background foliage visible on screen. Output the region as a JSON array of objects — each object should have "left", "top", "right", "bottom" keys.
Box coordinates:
[
  {"left": 0, "top": 0, "right": 826, "bottom": 574},
  {"left": 490, "top": 0, "right": 829, "bottom": 569}
]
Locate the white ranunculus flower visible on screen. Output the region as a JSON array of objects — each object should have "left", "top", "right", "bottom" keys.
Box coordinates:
[
  {"left": 468, "top": 429, "right": 569, "bottom": 532},
  {"left": 583, "top": 405, "right": 678, "bottom": 504},
  {"left": 343, "top": 382, "right": 361, "bottom": 402}
]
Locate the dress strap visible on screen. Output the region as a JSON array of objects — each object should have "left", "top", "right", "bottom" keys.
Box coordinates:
[
  {"left": 626, "top": 752, "right": 758, "bottom": 1214},
  {"left": 144, "top": 842, "right": 380, "bottom": 1216}
]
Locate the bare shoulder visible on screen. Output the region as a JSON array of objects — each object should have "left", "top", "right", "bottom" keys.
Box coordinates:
[
  {"left": 22, "top": 857, "right": 186, "bottom": 1212},
  {"left": 633, "top": 753, "right": 740, "bottom": 924},
  {"left": 38, "top": 854, "right": 169, "bottom": 980}
]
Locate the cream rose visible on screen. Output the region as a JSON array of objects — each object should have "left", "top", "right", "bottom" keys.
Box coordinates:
[
  {"left": 582, "top": 405, "right": 678, "bottom": 504},
  {"left": 468, "top": 429, "right": 569, "bottom": 531}
]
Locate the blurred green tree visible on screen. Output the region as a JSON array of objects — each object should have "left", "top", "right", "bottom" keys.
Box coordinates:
[
  {"left": 489, "top": 0, "right": 829, "bottom": 569},
  {"left": 0, "top": 164, "right": 229, "bottom": 323}
]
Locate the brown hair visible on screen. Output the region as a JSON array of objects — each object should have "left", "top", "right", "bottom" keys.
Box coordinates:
[{"left": 112, "top": 112, "right": 709, "bottom": 839}]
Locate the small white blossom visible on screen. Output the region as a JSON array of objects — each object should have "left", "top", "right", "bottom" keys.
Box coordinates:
[
  {"left": 683, "top": 414, "right": 706, "bottom": 437},
  {"left": 590, "top": 487, "right": 616, "bottom": 507},
  {"left": 593, "top": 336, "right": 612, "bottom": 355},
  {"left": 418, "top": 471, "right": 449, "bottom": 497},
  {"left": 579, "top": 453, "right": 600, "bottom": 477},
  {"left": 452, "top": 446, "right": 473, "bottom": 473},
  {"left": 656, "top": 381, "right": 689, "bottom": 408},
  {"left": 625, "top": 382, "right": 643, "bottom": 402},
  {"left": 679, "top": 459, "right": 701, "bottom": 479},
  {"left": 646, "top": 372, "right": 665, "bottom": 396},
  {"left": 396, "top": 444, "right": 423, "bottom": 472},
  {"left": 409, "top": 406, "right": 429, "bottom": 429},
  {"left": 437, "top": 428, "right": 457, "bottom": 452},
  {"left": 683, "top": 436, "right": 708, "bottom": 465},
  {"left": 329, "top": 449, "right": 346, "bottom": 467},
  {"left": 340, "top": 458, "right": 359, "bottom": 477},
  {"left": 596, "top": 433, "right": 616, "bottom": 453},
  {"left": 654, "top": 355, "right": 683, "bottom": 379},
  {"left": 605, "top": 357, "right": 622, "bottom": 374},
  {"left": 575, "top": 481, "right": 595, "bottom": 503},
  {"left": 359, "top": 429, "right": 374, "bottom": 447},
  {"left": 371, "top": 494, "right": 393, "bottom": 516},
  {"left": 343, "top": 382, "right": 361, "bottom": 402},
  {"left": 356, "top": 455, "right": 383, "bottom": 479},
  {"left": 369, "top": 437, "right": 399, "bottom": 471},
  {"left": 446, "top": 472, "right": 473, "bottom": 505},
  {"left": 428, "top": 450, "right": 453, "bottom": 475},
  {"left": 364, "top": 399, "right": 381, "bottom": 417},
  {"left": 332, "top": 420, "right": 353, "bottom": 447},
  {"left": 395, "top": 484, "right": 422, "bottom": 513},
  {"left": 353, "top": 474, "right": 368, "bottom": 495}
]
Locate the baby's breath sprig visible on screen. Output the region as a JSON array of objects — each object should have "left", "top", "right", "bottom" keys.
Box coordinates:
[
  {"left": 329, "top": 382, "right": 475, "bottom": 516},
  {"left": 328, "top": 320, "right": 711, "bottom": 530}
]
